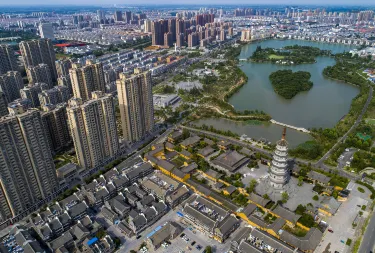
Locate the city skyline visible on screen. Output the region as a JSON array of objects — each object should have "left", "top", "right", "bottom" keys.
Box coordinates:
[{"left": 0, "top": 1, "right": 375, "bottom": 6}]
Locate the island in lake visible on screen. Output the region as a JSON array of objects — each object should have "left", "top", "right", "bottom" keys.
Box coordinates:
[
  {"left": 250, "top": 45, "right": 331, "bottom": 65},
  {"left": 269, "top": 70, "right": 313, "bottom": 99}
]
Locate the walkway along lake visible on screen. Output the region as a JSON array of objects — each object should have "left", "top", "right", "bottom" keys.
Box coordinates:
[{"left": 193, "top": 40, "right": 359, "bottom": 147}]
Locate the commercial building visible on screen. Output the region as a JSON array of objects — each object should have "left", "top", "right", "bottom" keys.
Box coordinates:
[
  {"left": 67, "top": 91, "right": 119, "bottom": 170},
  {"left": 0, "top": 107, "right": 58, "bottom": 221},
  {"left": 20, "top": 83, "right": 49, "bottom": 108},
  {"left": 69, "top": 61, "right": 106, "bottom": 101},
  {"left": 114, "top": 10, "right": 123, "bottom": 22},
  {"left": 41, "top": 103, "right": 71, "bottom": 152},
  {"left": 0, "top": 45, "right": 18, "bottom": 75},
  {"left": 116, "top": 70, "right": 154, "bottom": 142},
  {"left": 39, "top": 22, "right": 55, "bottom": 40},
  {"left": 0, "top": 71, "right": 23, "bottom": 102},
  {"left": 26, "top": 63, "right": 53, "bottom": 87},
  {"left": 19, "top": 39, "right": 57, "bottom": 81}
]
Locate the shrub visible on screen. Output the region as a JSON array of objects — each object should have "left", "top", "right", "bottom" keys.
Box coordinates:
[
  {"left": 358, "top": 187, "right": 365, "bottom": 193},
  {"left": 313, "top": 195, "right": 319, "bottom": 201},
  {"left": 346, "top": 238, "right": 352, "bottom": 246}
]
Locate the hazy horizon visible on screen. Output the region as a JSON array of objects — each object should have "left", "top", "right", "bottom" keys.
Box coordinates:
[{"left": 0, "top": 0, "right": 374, "bottom": 7}]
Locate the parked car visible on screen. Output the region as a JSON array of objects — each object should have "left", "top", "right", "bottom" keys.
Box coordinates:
[{"left": 328, "top": 228, "right": 334, "bottom": 233}]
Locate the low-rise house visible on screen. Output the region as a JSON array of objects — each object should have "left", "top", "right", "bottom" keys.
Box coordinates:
[
  {"left": 198, "top": 146, "right": 215, "bottom": 158},
  {"left": 166, "top": 185, "right": 190, "bottom": 208},
  {"left": 168, "top": 130, "right": 183, "bottom": 143},
  {"left": 146, "top": 222, "right": 183, "bottom": 250},
  {"left": 105, "top": 194, "right": 131, "bottom": 218},
  {"left": 211, "top": 150, "right": 250, "bottom": 172},
  {"left": 214, "top": 214, "right": 240, "bottom": 242},
  {"left": 180, "top": 135, "right": 201, "bottom": 149},
  {"left": 67, "top": 202, "right": 88, "bottom": 221},
  {"left": 101, "top": 207, "right": 119, "bottom": 224},
  {"left": 279, "top": 227, "right": 323, "bottom": 253},
  {"left": 223, "top": 185, "right": 237, "bottom": 196},
  {"left": 204, "top": 169, "right": 223, "bottom": 182},
  {"left": 248, "top": 193, "right": 271, "bottom": 208},
  {"left": 318, "top": 196, "right": 341, "bottom": 216},
  {"left": 217, "top": 140, "right": 231, "bottom": 150},
  {"left": 180, "top": 149, "right": 192, "bottom": 160},
  {"left": 272, "top": 205, "right": 301, "bottom": 225}
]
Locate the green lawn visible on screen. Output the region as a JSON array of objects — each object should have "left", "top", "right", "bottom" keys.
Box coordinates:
[
  {"left": 268, "top": 54, "right": 285, "bottom": 60},
  {"left": 365, "top": 118, "right": 375, "bottom": 125}
]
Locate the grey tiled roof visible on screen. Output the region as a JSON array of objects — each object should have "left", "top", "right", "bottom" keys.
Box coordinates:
[
  {"left": 251, "top": 229, "right": 300, "bottom": 253},
  {"left": 280, "top": 227, "right": 323, "bottom": 251},
  {"left": 248, "top": 193, "right": 271, "bottom": 207},
  {"left": 272, "top": 205, "right": 301, "bottom": 224},
  {"left": 242, "top": 203, "right": 257, "bottom": 218}
]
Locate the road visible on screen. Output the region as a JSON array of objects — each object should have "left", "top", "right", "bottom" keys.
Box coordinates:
[
  {"left": 359, "top": 211, "right": 375, "bottom": 253},
  {"left": 316, "top": 85, "right": 373, "bottom": 166}
]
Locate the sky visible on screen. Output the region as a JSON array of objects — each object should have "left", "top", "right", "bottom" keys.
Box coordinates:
[{"left": 0, "top": 0, "right": 374, "bottom": 6}]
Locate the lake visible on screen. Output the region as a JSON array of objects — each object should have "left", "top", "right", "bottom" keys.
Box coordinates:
[{"left": 193, "top": 40, "right": 359, "bottom": 146}]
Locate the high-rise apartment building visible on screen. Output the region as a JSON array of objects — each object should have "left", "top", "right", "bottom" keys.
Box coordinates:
[
  {"left": 176, "top": 33, "right": 185, "bottom": 48},
  {"left": 164, "top": 32, "right": 173, "bottom": 47},
  {"left": 0, "top": 107, "right": 58, "bottom": 220},
  {"left": 0, "top": 71, "right": 23, "bottom": 103},
  {"left": 20, "top": 83, "right": 49, "bottom": 108},
  {"left": 144, "top": 19, "right": 152, "bottom": 33},
  {"left": 116, "top": 70, "right": 154, "bottom": 143},
  {"left": 125, "top": 11, "right": 132, "bottom": 23},
  {"left": 0, "top": 45, "right": 18, "bottom": 75},
  {"left": 19, "top": 39, "right": 57, "bottom": 81},
  {"left": 114, "top": 10, "right": 123, "bottom": 22},
  {"left": 26, "top": 63, "right": 53, "bottom": 87},
  {"left": 176, "top": 19, "right": 185, "bottom": 38},
  {"left": 188, "top": 32, "right": 199, "bottom": 48},
  {"left": 67, "top": 91, "right": 119, "bottom": 170},
  {"left": 56, "top": 59, "right": 72, "bottom": 77},
  {"left": 168, "top": 18, "right": 176, "bottom": 42},
  {"left": 152, "top": 21, "right": 162, "bottom": 46},
  {"left": 38, "top": 85, "right": 71, "bottom": 107},
  {"left": 38, "top": 22, "right": 54, "bottom": 40},
  {"left": 69, "top": 61, "right": 105, "bottom": 101},
  {"left": 0, "top": 92, "right": 7, "bottom": 116},
  {"left": 41, "top": 103, "right": 71, "bottom": 152},
  {"left": 220, "top": 30, "right": 227, "bottom": 41},
  {"left": 57, "top": 76, "right": 73, "bottom": 94}
]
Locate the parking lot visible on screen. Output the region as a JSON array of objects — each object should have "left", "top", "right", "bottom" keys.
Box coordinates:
[
  {"left": 315, "top": 182, "right": 371, "bottom": 253},
  {"left": 337, "top": 148, "right": 357, "bottom": 170}
]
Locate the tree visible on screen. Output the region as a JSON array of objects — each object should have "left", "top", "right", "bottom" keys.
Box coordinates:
[
  {"left": 281, "top": 192, "right": 289, "bottom": 203},
  {"left": 298, "top": 176, "right": 304, "bottom": 186},
  {"left": 113, "top": 237, "right": 121, "bottom": 248},
  {"left": 247, "top": 179, "right": 258, "bottom": 193},
  {"left": 205, "top": 246, "right": 213, "bottom": 253},
  {"left": 312, "top": 195, "right": 319, "bottom": 201},
  {"left": 96, "top": 228, "right": 106, "bottom": 239},
  {"left": 263, "top": 194, "right": 270, "bottom": 200},
  {"left": 295, "top": 204, "right": 306, "bottom": 215}
]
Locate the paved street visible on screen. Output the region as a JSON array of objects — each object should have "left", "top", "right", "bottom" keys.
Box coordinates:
[{"left": 359, "top": 210, "right": 375, "bottom": 253}]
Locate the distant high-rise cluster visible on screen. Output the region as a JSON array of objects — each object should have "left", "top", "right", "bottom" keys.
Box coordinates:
[{"left": 150, "top": 13, "right": 234, "bottom": 48}]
